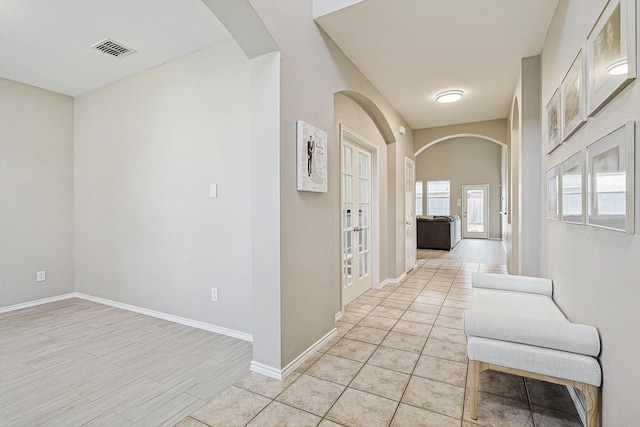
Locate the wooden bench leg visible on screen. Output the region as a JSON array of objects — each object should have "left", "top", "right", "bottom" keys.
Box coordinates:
[
  {"left": 576, "top": 382, "right": 600, "bottom": 427},
  {"left": 469, "top": 360, "right": 480, "bottom": 420}
]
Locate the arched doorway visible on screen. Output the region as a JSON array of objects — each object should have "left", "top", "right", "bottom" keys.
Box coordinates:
[{"left": 414, "top": 134, "right": 507, "bottom": 241}]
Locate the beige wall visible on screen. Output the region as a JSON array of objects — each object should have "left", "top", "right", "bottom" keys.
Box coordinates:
[
  {"left": 415, "top": 137, "right": 503, "bottom": 239},
  {"left": 414, "top": 119, "right": 508, "bottom": 154},
  {"left": 74, "top": 40, "right": 254, "bottom": 334},
  {"left": 507, "top": 55, "right": 543, "bottom": 277},
  {"left": 249, "top": 0, "right": 414, "bottom": 368},
  {"left": 390, "top": 131, "right": 417, "bottom": 277},
  {"left": 519, "top": 56, "right": 542, "bottom": 277},
  {"left": 507, "top": 96, "right": 521, "bottom": 273},
  {"left": 0, "top": 79, "right": 75, "bottom": 307},
  {"left": 540, "top": 0, "right": 640, "bottom": 425}
]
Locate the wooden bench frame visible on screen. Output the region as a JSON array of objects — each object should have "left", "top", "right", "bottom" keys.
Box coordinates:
[{"left": 468, "top": 360, "right": 600, "bottom": 427}]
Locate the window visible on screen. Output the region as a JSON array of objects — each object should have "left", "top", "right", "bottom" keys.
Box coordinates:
[
  {"left": 427, "top": 180, "right": 450, "bottom": 215},
  {"left": 415, "top": 181, "right": 423, "bottom": 216},
  {"left": 594, "top": 172, "right": 626, "bottom": 215},
  {"left": 562, "top": 173, "right": 582, "bottom": 216}
]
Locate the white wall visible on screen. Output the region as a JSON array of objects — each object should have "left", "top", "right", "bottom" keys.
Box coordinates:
[
  {"left": 74, "top": 40, "right": 254, "bottom": 335},
  {"left": 250, "top": 51, "right": 282, "bottom": 369},
  {"left": 415, "top": 137, "right": 503, "bottom": 239},
  {"left": 0, "top": 79, "right": 75, "bottom": 307},
  {"left": 540, "top": 1, "right": 640, "bottom": 425}
]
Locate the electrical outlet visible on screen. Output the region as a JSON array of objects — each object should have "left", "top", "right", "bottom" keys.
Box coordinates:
[
  {"left": 37, "top": 271, "right": 46, "bottom": 282},
  {"left": 211, "top": 288, "right": 218, "bottom": 302}
]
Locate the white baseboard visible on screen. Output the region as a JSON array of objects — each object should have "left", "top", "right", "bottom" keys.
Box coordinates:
[
  {"left": 74, "top": 293, "right": 252, "bottom": 342},
  {"left": 379, "top": 272, "right": 407, "bottom": 288},
  {"left": 281, "top": 327, "right": 337, "bottom": 379},
  {"left": 335, "top": 311, "right": 343, "bottom": 321},
  {"left": 377, "top": 280, "right": 389, "bottom": 289},
  {"left": 567, "top": 386, "right": 587, "bottom": 427},
  {"left": 0, "top": 293, "right": 76, "bottom": 314},
  {"left": 1, "top": 292, "right": 253, "bottom": 342},
  {"left": 250, "top": 361, "right": 283, "bottom": 380},
  {"left": 250, "top": 327, "right": 338, "bottom": 381}
]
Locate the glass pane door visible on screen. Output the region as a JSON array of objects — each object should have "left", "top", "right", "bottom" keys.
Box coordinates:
[
  {"left": 342, "top": 141, "right": 372, "bottom": 305},
  {"left": 462, "top": 185, "right": 489, "bottom": 239},
  {"left": 466, "top": 189, "right": 485, "bottom": 233}
]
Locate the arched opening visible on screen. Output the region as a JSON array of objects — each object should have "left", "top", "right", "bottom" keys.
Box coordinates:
[
  {"left": 512, "top": 97, "right": 520, "bottom": 130},
  {"left": 414, "top": 133, "right": 506, "bottom": 157},
  {"left": 414, "top": 134, "right": 506, "bottom": 242},
  {"left": 334, "top": 92, "right": 388, "bottom": 316},
  {"left": 507, "top": 97, "right": 521, "bottom": 274},
  {"left": 337, "top": 90, "right": 396, "bottom": 144}
]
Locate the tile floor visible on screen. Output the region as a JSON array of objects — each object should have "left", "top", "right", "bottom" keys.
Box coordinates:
[{"left": 177, "top": 242, "right": 583, "bottom": 427}]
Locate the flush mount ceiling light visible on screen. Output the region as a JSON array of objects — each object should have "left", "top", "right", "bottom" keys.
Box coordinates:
[
  {"left": 436, "top": 90, "right": 464, "bottom": 104},
  {"left": 607, "top": 59, "right": 628, "bottom": 76}
]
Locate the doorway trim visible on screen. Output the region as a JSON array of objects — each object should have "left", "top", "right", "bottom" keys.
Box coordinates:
[
  {"left": 404, "top": 157, "right": 417, "bottom": 272},
  {"left": 340, "top": 125, "right": 379, "bottom": 311}
]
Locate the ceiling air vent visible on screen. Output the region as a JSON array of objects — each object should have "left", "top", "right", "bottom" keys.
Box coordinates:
[{"left": 91, "top": 38, "right": 136, "bottom": 58}]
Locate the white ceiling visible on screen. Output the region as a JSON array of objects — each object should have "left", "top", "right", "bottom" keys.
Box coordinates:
[
  {"left": 0, "top": 0, "right": 231, "bottom": 96},
  {"left": 1, "top": 0, "right": 558, "bottom": 130},
  {"left": 315, "top": 0, "right": 559, "bottom": 129}
]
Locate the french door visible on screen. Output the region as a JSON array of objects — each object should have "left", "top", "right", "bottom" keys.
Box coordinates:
[
  {"left": 462, "top": 185, "right": 489, "bottom": 239},
  {"left": 342, "top": 140, "right": 372, "bottom": 305}
]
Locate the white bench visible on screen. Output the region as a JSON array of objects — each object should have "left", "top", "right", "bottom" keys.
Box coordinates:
[{"left": 463, "top": 272, "right": 602, "bottom": 427}]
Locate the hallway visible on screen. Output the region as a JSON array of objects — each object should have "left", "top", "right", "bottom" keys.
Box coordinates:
[
  {"left": 417, "top": 238, "right": 507, "bottom": 265},
  {"left": 180, "top": 239, "right": 581, "bottom": 426}
]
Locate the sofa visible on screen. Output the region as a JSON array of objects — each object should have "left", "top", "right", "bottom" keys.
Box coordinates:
[
  {"left": 463, "top": 272, "right": 602, "bottom": 427},
  {"left": 416, "top": 215, "right": 461, "bottom": 250}
]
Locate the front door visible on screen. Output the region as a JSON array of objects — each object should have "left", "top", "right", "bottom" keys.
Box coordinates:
[
  {"left": 405, "top": 158, "right": 416, "bottom": 272},
  {"left": 342, "top": 141, "right": 372, "bottom": 305},
  {"left": 462, "top": 185, "right": 489, "bottom": 239}
]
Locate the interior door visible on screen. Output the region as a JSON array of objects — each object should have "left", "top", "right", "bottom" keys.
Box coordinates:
[
  {"left": 405, "top": 158, "right": 416, "bottom": 272},
  {"left": 462, "top": 185, "right": 489, "bottom": 238},
  {"left": 342, "top": 141, "right": 372, "bottom": 305}
]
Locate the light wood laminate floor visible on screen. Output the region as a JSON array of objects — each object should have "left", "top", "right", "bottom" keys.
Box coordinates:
[{"left": 0, "top": 299, "right": 252, "bottom": 426}]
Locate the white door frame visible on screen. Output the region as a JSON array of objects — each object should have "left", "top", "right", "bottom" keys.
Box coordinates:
[
  {"left": 340, "top": 125, "right": 379, "bottom": 310},
  {"left": 462, "top": 184, "right": 489, "bottom": 239},
  {"left": 405, "top": 157, "right": 417, "bottom": 272}
]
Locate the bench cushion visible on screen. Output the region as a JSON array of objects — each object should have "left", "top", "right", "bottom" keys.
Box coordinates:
[
  {"left": 472, "top": 272, "right": 552, "bottom": 296},
  {"left": 464, "top": 311, "right": 601, "bottom": 356},
  {"left": 471, "top": 288, "right": 566, "bottom": 321},
  {"left": 467, "top": 336, "right": 602, "bottom": 386}
]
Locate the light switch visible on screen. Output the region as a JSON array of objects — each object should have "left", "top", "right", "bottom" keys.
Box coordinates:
[
  {"left": 209, "top": 183, "right": 217, "bottom": 198},
  {"left": 457, "top": 199, "right": 461, "bottom": 207}
]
